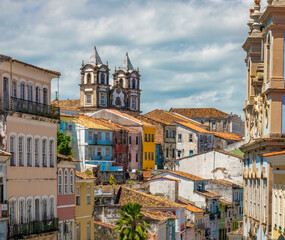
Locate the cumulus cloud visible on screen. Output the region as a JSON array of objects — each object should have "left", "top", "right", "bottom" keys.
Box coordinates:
[{"left": 0, "top": 0, "right": 267, "bottom": 116}]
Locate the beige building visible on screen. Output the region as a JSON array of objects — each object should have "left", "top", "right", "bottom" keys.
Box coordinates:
[
  {"left": 241, "top": 0, "right": 285, "bottom": 239},
  {"left": 0, "top": 55, "right": 60, "bottom": 239}
]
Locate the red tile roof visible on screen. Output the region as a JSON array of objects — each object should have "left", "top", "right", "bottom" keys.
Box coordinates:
[
  {"left": 76, "top": 170, "right": 96, "bottom": 180},
  {"left": 94, "top": 221, "right": 116, "bottom": 229},
  {"left": 51, "top": 99, "right": 80, "bottom": 111},
  {"left": 170, "top": 108, "right": 229, "bottom": 118},
  {"left": 212, "top": 132, "right": 242, "bottom": 141},
  {"left": 194, "top": 191, "right": 221, "bottom": 198},
  {"left": 263, "top": 150, "right": 285, "bottom": 157},
  {"left": 168, "top": 171, "right": 205, "bottom": 181},
  {"left": 141, "top": 209, "right": 177, "bottom": 220},
  {"left": 185, "top": 205, "right": 204, "bottom": 213}
]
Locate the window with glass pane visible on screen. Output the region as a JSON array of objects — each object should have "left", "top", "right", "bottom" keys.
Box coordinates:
[
  {"left": 76, "top": 187, "right": 80, "bottom": 205},
  {"left": 87, "top": 222, "right": 90, "bottom": 240},
  {"left": 28, "top": 85, "right": 33, "bottom": 101},
  {"left": 12, "top": 81, "right": 17, "bottom": 97},
  {"left": 100, "top": 93, "right": 106, "bottom": 106},
  {"left": 76, "top": 224, "right": 80, "bottom": 240},
  {"left": 50, "top": 198, "right": 54, "bottom": 219},
  {"left": 88, "top": 131, "right": 92, "bottom": 140},
  {"left": 35, "top": 139, "right": 39, "bottom": 167},
  {"left": 43, "top": 88, "right": 48, "bottom": 105},
  {"left": 106, "top": 147, "right": 110, "bottom": 156},
  {"left": 132, "top": 97, "right": 136, "bottom": 110},
  {"left": 10, "top": 136, "right": 15, "bottom": 166},
  {"left": 18, "top": 137, "right": 24, "bottom": 166},
  {"left": 27, "top": 137, "right": 32, "bottom": 166},
  {"left": 50, "top": 140, "right": 54, "bottom": 167},
  {"left": 42, "top": 140, "right": 47, "bottom": 167},
  {"left": 20, "top": 82, "right": 25, "bottom": 99},
  {"left": 27, "top": 199, "right": 32, "bottom": 222},
  {"left": 70, "top": 171, "right": 74, "bottom": 194},
  {"left": 189, "top": 134, "right": 193, "bottom": 142},
  {"left": 58, "top": 170, "right": 63, "bottom": 194},
  {"left": 86, "top": 94, "right": 91, "bottom": 104},
  {"left": 64, "top": 170, "right": 68, "bottom": 194},
  {"left": 98, "top": 132, "right": 102, "bottom": 140},
  {"left": 87, "top": 186, "right": 91, "bottom": 204},
  {"left": 35, "top": 87, "right": 40, "bottom": 103},
  {"left": 10, "top": 201, "right": 16, "bottom": 224},
  {"left": 35, "top": 199, "right": 40, "bottom": 221},
  {"left": 19, "top": 200, "right": 24, "bottom": 224},
  {"left": 43, "top": 199, "right": 47, "bottom": 220}
]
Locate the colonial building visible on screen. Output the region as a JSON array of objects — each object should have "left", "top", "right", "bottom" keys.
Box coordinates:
[
  {"left": 0, "top": 54, "right": 60, "bottom": 239},
  {"left": 241, "top": 0, "right": 285, "bottom": 239},
  {"left": 169, "top": 108, "right": 245, "bottom": 137},
  {"left": 53, "top": 47, "right": 141, "bottom": 116}
]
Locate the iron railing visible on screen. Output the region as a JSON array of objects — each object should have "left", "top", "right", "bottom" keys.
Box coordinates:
[
  {"left": 9, "top": 218, "right": 59, "bottom": 238},
  {"left": 9, "top": 97, "right": 60, "bottom": 119}
]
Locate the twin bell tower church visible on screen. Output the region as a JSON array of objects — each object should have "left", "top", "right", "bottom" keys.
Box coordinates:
[{"left": 79, "top": 47, "right": 141, "bottom": 116}]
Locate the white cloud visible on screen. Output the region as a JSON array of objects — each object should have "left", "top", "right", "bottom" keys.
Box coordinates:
[{"left": 0, "top": 0, "right": 260, "bottom": 116}]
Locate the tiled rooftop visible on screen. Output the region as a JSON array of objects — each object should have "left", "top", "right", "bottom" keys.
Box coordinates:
[
  {"left": 76, "top": 170, "right": 96, "bottom": 180},
  {"left": 209, "top": 179, "right": 236, "bottom": 187},
  {"left": 168, "top": 171, "right": 205, "bottom": 181},
  {"left": 57, "top": 153, "right": 80, "bottom": 163},
  {"left": 51, "top": 99, "right": 80, "bottom": 111},
  {"left": 176, "top": 121, "right": 211, "bottom": 133},
  {"left": 185, "top": 204, "right": 204, "bottom": 213},
  {"left": 118, "top": 186, "right": 184, "bottom": 208},
  {"left": 212, "top": 132, "right": 242, "bottom": 141},
  {"left": 263, "top": 150, "right": 285, "bottom": 157},
  {"left": 150, "top": 177, "right": 181, "bottom": 182},
  {"left": 169, "top": 108, "right": 229, "bottom": 118},
  {"left": 141, "top": 209, "right": 177, "bottom": 220},
  {"left": 194, "top": 190, "right": 221, "bottom": 199}
]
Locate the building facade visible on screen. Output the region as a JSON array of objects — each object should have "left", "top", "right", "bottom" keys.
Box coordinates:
[
  {"left": 241, "top": 0, "right": 285, "bottom": 239},
  {"left": 0, "top": 55, "right": 60, "bottom": 239}
]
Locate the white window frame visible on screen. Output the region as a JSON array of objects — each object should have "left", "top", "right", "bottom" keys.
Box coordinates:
[
  {"left": 64, "top": 169, "right": 69, "bottom": 194},
  {"left": 26, "top": 136, "right": 32, "bottom": 167},
  {"left": 26, "top": 197, "right": 33, "bottom": 223},
  {"left": 18, "top": 135, "right": 24, "bottom": 166},
  {"left": 34, "top": 137, "right": 40, "bottom": 167},
  {"left": 58, "top": 169, "right": 63, "bottom": 195},
  {"left": 42, "top": 138, "right": 47, "bottom": 167}
]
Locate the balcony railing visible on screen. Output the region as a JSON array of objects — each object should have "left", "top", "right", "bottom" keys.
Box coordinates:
[
  {"left": 9, "top": 218, "right": 59, "bottom": 238},
  {"left": 8, "top": 97, "right": 60, "bottom": 120}
]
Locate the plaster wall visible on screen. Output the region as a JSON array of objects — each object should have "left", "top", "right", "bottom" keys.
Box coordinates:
[
  {"left": 149, "top": 179, "right": 178, "bottom": 202},
  {"left": 176, "top": 151, "right": 243, "bottom": 186}
]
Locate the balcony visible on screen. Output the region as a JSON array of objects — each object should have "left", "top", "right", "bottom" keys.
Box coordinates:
[
  {"left": 88, "top": 139, "right": 113, "bottom": 146},
  {"left": 8, "top": 97, "right": 60, "bottom": 120},
  {"left": 9, "top": 218, "right": 59, "bottom": 238}
]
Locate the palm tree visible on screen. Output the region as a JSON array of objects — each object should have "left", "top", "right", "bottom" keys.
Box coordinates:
[{"left": 115, "top": 202, "right": 150, "bottom": 240}]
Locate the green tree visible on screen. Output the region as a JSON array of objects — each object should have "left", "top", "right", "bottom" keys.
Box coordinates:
[
  {"left": 115, "top": 202, "right": 150, "bottom": 240},
  {"left": 57, "top": 132, "right": 72, "bottom": 156},
  {"left": 109, "top": 174, "right": 116, "bottom": 185}
]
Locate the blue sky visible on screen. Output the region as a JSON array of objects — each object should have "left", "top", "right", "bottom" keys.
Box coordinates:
[{"left": 0, "top": 0, "right": 267, "bottom": 116}]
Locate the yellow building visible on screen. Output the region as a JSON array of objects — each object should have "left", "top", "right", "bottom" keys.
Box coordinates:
[
  {"left": 264, "top": 151, "right": 285, "bottom": 239},
  {"left": 142, "top": 125, "right": 156, "bottom": 170},
  {"left": 75, "top": 171, "right": 96, "bottom": 240}
]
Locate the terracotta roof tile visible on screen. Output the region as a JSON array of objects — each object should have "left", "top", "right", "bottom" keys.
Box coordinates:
[
  {"left": 194, "top": 191, "right": 221, "bottom": 198},
  {"left": 118, "top": 186, "right": 184, "bottom": 208},
  {"left": 144, "top": 109, "right": 205, "bottom": 128},
  {"left": 212, "top": 132, "right": 242, "bottom": 141},
  {"left": 76, "top": 170, "right": 96, "bottom": 180},
  {"left": 170, "top": 108, "right": 229, "bottom": 118},
  {"left": 94, "top": 221, "right": 116, "bottom": 229},
  {"left": 209, "top": 179, "right": 236, "bottom": 187},
  {"left": 168, "top": 171, "right": 205, "bottom": 181},
  {"left": 263, "top": 150, "right": 285, "bottom": 157},
  {"left": 150, "top": 177, "right": 181, "bottom": 182},
  {"left": 74, "top": 115, "right": 120, "bottom": 130},
  {"left": 95, "top": 185, "right": 121, "bottom": 194},
  {"left": 141, "top": 209, "right": 177, "bottom": 220},
  {"left": 185, "top": 205, "right": 204, "bottom": 213},
  {"left": 176, "top": 121, "right": 211, "bottom": 133},
  {"left": 106, "top": 109, "right": 153, "bottom": 126},
  {"left": 57, "top": 154, "right": 80, "bottom": 163},
  {"left": 51, "top": 99, "right": 80, "bottom": 112}
]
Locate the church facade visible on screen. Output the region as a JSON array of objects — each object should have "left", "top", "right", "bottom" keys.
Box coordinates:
[{"left": 79, "top": 47, "right": 141, "bottom": 116}]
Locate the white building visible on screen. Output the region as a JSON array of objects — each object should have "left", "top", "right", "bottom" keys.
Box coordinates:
[{"left": 175, "top": 150, "right": 244, "bottom": 186}]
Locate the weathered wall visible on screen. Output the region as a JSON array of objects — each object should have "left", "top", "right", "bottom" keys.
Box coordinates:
[
  {"left": 94, "top": 205, "right": 122, "bottom": 226},
  {"left": 149, "top": 179, "right": 178, "bottom": 202},
  {"left": 206, "top": 181, "right": 233, "bottom": 203},
  {"left": 94, "top": 223, "right": 119, "bottom": 240},
  {"left": 176, "top": 150, "right": 243, "bottom": 185}
]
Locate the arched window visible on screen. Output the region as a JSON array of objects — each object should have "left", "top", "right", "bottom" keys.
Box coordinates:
[
  {"left": 9, "top": 200, "right": 16, "bottom": 224},
  {"left": 64, "top": 169, "right": 68, "bottom": 194},
  {"left": 49, "top": 197, "right": 54, "bottom": 219},
  {"left": 43, "top": 88, "right": 48, "bottom": 105},
  {"left": 132, "top": 79, "right": 136, "bottom": 89},
  {"left": 28, "top": 84, "right": 33, "bottom": 101},
  {"left": 27, "top": 137, "right": 32, "bottom": 167},
  {"left": 58, "top": 170, "right": 63, "bottom": 195},
  {"left": 101, "top": 73, "right": 105, "bottom": 84},
  {"left": 35, "top": 198, "right": 40, "bottom": 221},
  {"left": 42, "top": 139, "right": 47, "bottom": 167},
  {"left": 35, "top": 138, "right": 40, "bottom": 167},
  {"left": 35, "top": 86, "right": 40, "bottom": 103},
  {"left": 20, "top": 82, "right": 25, "bottom": 100},
  {"left": 70, "top": 170, "right": 74, "bottom": 194},
  {"left": 87, "top": 73, "right": 91, "bottom": 84},
  {"left": 49, "top": 140, "right": 54, "bottom": 167},
  {"left": 19, "top": 199, "right": 25, "bottom": 224},
  {"left": 18, "top": 136, "right": 24, "bottom": 166},
  {"left": 42, "top": 198, "right": 47, "bottom": 221},
  {"left": 12, "top": 80, "right": 17, "bottom": 98},
  {"left": 27, "top": 199, "right": 32, "bottom": 222},
  {"left": 119, "top": 78, "right": 123, "bottom": 87},
  {"left": 9, "top": 135, "right": 16, "bottom": 166}
]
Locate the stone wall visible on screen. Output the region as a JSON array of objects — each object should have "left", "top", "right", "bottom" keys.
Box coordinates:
[{"left": 94, "top": 223, "right": 119, "bottom": 240}]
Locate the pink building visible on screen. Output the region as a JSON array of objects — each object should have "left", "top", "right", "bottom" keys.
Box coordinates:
[
  {"left": 57, "top": 154, "right": 78, "bottom": 240},
  {"left": 128, "top": 131, "right": 141, "bottom": 170}
]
